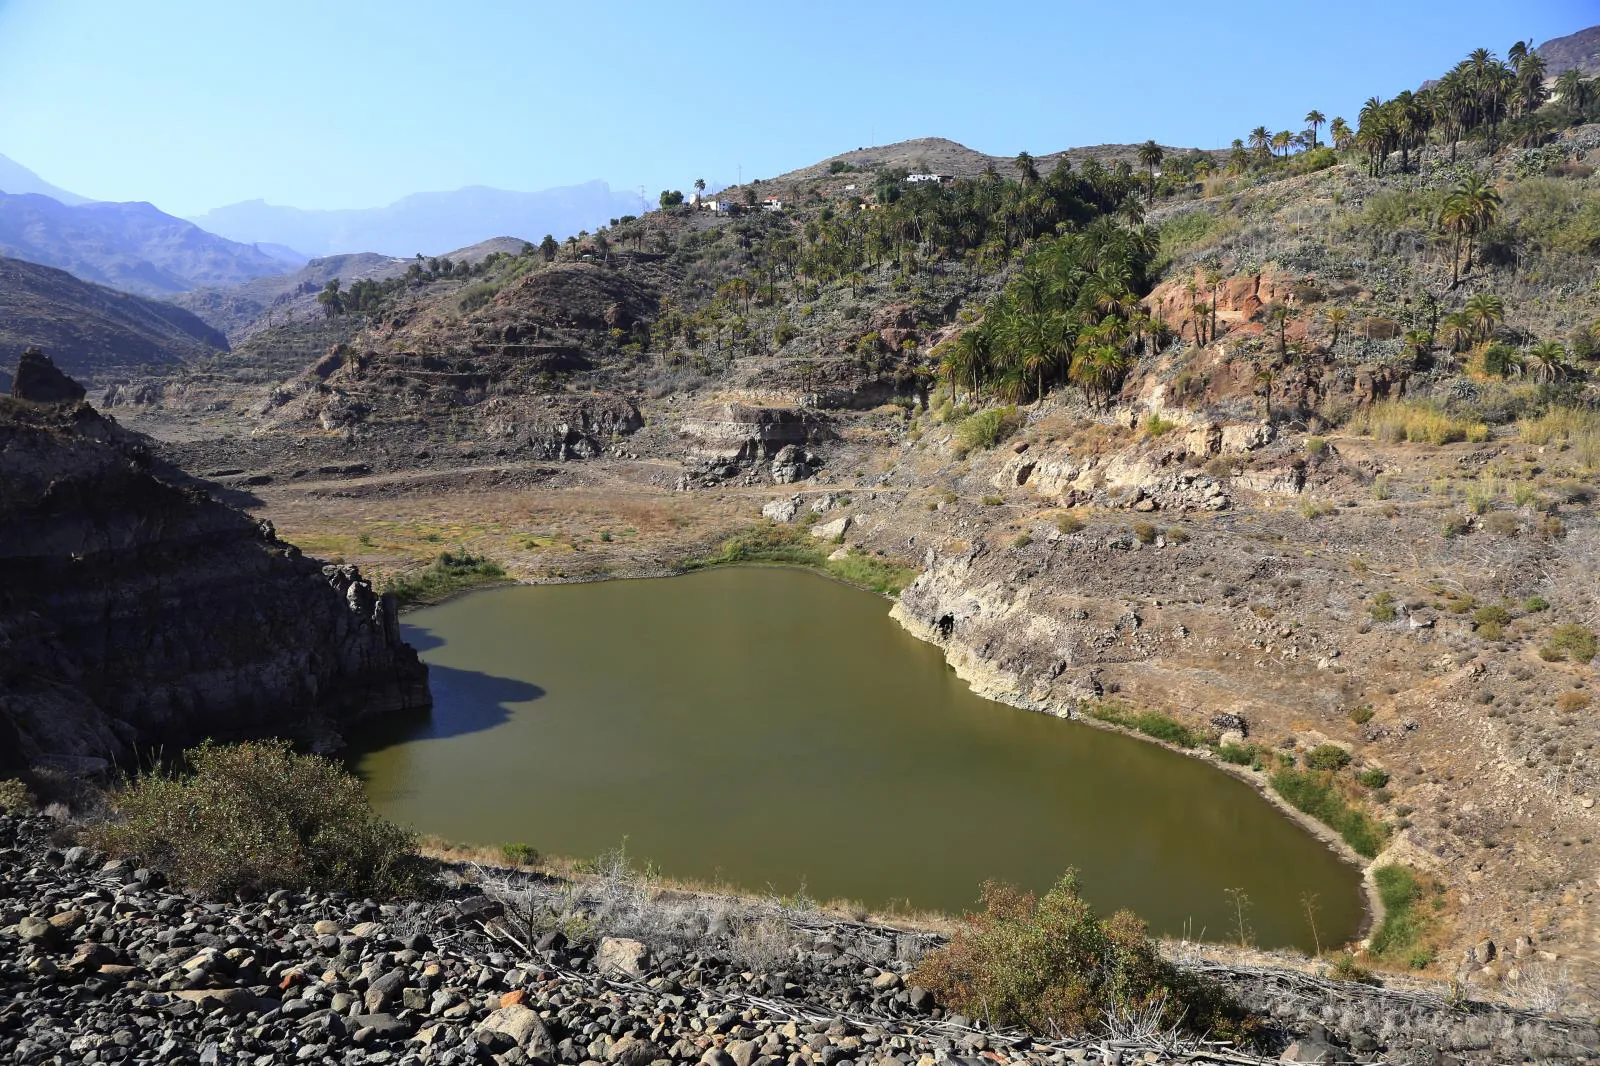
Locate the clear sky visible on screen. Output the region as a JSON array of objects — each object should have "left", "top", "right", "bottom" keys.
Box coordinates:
[{"left": 0, "top": 0, "right": 1593, "bottom": 217}]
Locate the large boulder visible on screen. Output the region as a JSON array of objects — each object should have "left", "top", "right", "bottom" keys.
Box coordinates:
[
  {"left": 475, "top": 1004, "right": 555, "bottom": 1056},
  {"left": 595, "top": 936, "right": 649, "bottom": 978},
  {"left": 10, "top": 348, "right": 85, "bottom": 405}
]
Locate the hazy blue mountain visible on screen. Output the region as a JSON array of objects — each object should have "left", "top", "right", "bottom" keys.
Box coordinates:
[
  {"left": 0, "top": 153, "right": 89, "bottom": 205},
  {"left": 190, "top": 181, "right": 651, "bottom": 258},
  {"left": 0, "top": 192, "right": 294, "bottom": 297}
]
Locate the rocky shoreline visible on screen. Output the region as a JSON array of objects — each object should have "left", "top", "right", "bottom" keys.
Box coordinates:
[
  {"left": 4, "top": 813, "right": 1597, "bottom": 1066},
  {"left": 884, "top": 596, "right": 1387, "bottom": 936}
]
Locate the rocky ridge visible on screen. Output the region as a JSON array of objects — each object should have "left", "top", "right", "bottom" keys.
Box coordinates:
[{"left": 0, "top": 353, "right": 430, "bottom": 770}]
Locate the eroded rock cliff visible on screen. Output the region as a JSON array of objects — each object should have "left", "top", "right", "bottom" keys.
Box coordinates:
[{"left": 0, "top": 355, "right": 429, "bottom": 771}]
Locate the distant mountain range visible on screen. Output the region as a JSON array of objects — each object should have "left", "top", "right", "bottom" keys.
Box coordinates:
[
  {"left": 1537, "top": 23, "right": 1600, "bottom": 75},
  {"left": 0, "top": 254, "right": 226, "bottom": 389},
  {"left": 0, "top": 153, "right": 90, "bottom": 205},
  {"left": 171, "top": 236, "right": 529, "bottom": 341},
  {"left": 189, "top": 181, "right": 651, "bottom": 259},
  {"left": 0, "top": 190, "right": 305, "bottom": 299}
]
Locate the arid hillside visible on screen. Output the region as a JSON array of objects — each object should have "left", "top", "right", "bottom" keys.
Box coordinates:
[{"left": 46, "top": 36, "right": 1600, "bottom": 1020}]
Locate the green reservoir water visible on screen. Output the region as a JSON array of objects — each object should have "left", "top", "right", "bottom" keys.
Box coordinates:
[{"left": 352, "top": 566, "right": 1364, "bottom": 951}]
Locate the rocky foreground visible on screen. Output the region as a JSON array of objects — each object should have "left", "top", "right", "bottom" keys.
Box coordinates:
[{"left": 2, "top": 815, "right": 1597, "bottom": 1066}]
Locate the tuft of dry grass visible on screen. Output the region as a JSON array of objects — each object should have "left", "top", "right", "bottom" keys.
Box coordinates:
[
  {"left": 1520, "top": 407, "right": 1600, "bottom": 471},
  {"left": 1349, "top": 401, "right": 1489, "bottom": 446}
]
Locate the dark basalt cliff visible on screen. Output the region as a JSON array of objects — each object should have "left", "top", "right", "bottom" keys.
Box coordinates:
[{"left": 0, "top": 352, "right": 430, "bottom": 774}]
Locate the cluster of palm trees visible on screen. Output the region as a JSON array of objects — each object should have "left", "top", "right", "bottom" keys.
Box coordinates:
[
  {"left": 1221, "top": 43, "right": 1599, "bottom": 182},
  {"left": 792, "top": 154, "right": 1142, "bottom": 284},
  {"left": 1354, "top": 43, "right": 1572, "bottom": 174},
  {"left": 937, "top": 218, "right": 1159, "bottom": 407}
]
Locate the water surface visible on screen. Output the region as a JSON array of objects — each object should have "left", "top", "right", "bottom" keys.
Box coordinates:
[{"left": 353, "top": 566, "right": 1363, "bottom": 950}]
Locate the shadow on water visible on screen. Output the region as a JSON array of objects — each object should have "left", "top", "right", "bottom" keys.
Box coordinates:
[{"left": 347, "top": 621, "right": 545, "bottom": 764}]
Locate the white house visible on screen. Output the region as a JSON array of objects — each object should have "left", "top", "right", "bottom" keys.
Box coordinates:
[
  {"left": 760, "top": 197, "right": 784, "bottom": 213},
  {"left": 905, "top": 173, "right": 953, "bottom": 184}
]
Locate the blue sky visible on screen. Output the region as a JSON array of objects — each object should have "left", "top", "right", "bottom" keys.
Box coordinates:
[{"left": 0, "top": 0, "right": 1593, "bottom": 217}]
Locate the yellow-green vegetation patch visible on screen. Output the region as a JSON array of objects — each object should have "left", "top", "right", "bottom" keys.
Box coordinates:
[
  {"left": 0, "top": 778, "right": 33, "bottom": 814},
  {"left": 678, "top": 524, "right": 916, "bottom": 596},
  {"left": 954, "top": 406, "right": 1021, "bottom": 456},
  {"left": 1270, "top": 766, "right": 1387, "bottom": 859},
  {"left": 1539, "top": 623, "right": 1597, "bottom": 664},
  {"left": 1367, "top": 864, "right": 1445, "bottom": 970},
  {"left": 1349, "top": 400, "right": 1488, "bottom": 446},
  {"left": 384, "top": 550, "right": 507, "bottom": 607},
  {"left": 1084, "top": 700, "right": 1199, "bottom": 747}
]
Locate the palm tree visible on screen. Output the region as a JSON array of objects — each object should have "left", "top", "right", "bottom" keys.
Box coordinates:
[
  {"left": 1252, "top": 366, "right": 1275, "bottom": 420},
  {"left": 1014, "top": 151, "right": 1039, "bottom": 186},
  {"left": 1305, "top": 110, "right": 1326, "bottom": 147},
  {"left": 1464, "top": 293, "right": 1505, "bottom": 343},
  {"left": 1403, "top": 329, "right": 1434, "bottom": 369},
  {"left": 1329, "top": 117, "right": 1354, "bottom": 151},
  {"left": 539, "top": 234, "right": 559, "bottom": 262},
  {"left": 1524, "top": 341, "right": 1569, "bottom": 384},
  {"left": 1265, "top": 303, "right": 1291, "bottom": 356},
  {"left": 1248, "top": 126, "right": 1272, "bottom": 162},
  {"left": 1556, "top": 68, "right": 1590, "bottom": 115},
  {"left": 694, "top": 177, "right": 706, "bottom": 198},
  {"left": 1440, "top": 311, "right": 1473, "bottom": 353},
  {"left": 1271, "top": 130, "right": 1294, "bottom": 158},
  {"left": 1513, "top": 53, "right": 1550, "bottom": 118},
  {"left": 1137, "top": 140, "right": 1164, "bottom": 198},
  {"left": 1442, "top": 174, "right": 1502, "bottom": 286},
  {"left": 1324, "top": 306, "right": 1350, "bottom": 348}
]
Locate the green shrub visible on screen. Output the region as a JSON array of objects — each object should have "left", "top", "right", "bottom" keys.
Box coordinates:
[
  {"left": 1473, "top": 604, "right": 1511, "bottom": 640},
  {"left": 825, "top": 549, "right": 917, "bottom": 596},
  {"left": 1328, "top": 952, "right": 1378, "bottom": 984},
  {"left": 1523, "top": 595, "right": 1550, "bottom": 613},
  {"left": 458, "top": 281, "right": 503, "bottom": 313},
  {"left": 87, "top": 740, "right": 424, "bottom": 898},
  {"left": 911, "top": 871, "right": 1258, "bottom": 1042},
  {"left": 1086, "top": 702, "right": 1198, "bottom": 747},
  {"left": 1132, "top": 521, "right": 1158, "bottom": 544},
  {"left": 1370, "top": 592, "right": 1397, "bottom": 622},
  {"left": 501, "top": 842, "right": 540, "bottom": 866},
  {"left": 1304, "top": 436, "right": 1328, "bottom": 457},
  {"left": 1055, "top": 512, "right": 1085, "bottom": 534},
  {"left": 955, "top": 406, "right": 1021, "bottom": 454},
  {"left": 1270, "top": 768, "right": 1387, "bottom": 858},
  {"left": 1368, "top": 864, "right": 1433, "bottom": 968},
  {"left": 0, "top": 778, "right": 32, "bottom": 814},
  {"left": 1217, "top": 743, "right": 1265, "bottom": 769},
  {"left": 980, "top": 494, "right": 1005, "bottom": 506},
  {"left": 1144, "top": 414, "right": 1178, "bottom": 436},
  {"left": 1356, "top": 768, "right": 1391, "bottom": 790},
  {"left": 1348, "top": 704, "right": 1375, "bottom": 725},
  {"left": 680, "top": 526, "right": 914, "bottom": 596},
  {"left": 385, "top": 551, "right": 506, "bottom": 607},
  {"left": 1305, "top": 744, "right": 1352, "bottom": 771},
  {"left": 681, "top": 524, "right": 820, "bottom": 569},
  {"left": 1540, "top": 623, "right": 1597, "bottom": 664}
]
